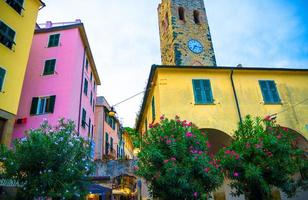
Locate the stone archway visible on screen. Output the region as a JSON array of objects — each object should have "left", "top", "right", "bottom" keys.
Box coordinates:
[{"left": 200, "top": 128, "right": 233, "bottom": 155}]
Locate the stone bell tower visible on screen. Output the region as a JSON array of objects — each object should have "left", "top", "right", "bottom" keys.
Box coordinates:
[{"left": 158, "top": 0, "right": 216, "bottom": 66}]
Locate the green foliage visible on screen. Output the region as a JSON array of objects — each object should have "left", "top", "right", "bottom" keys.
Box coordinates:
[
  {"left": 124, "top": 127, "right": 141, "bottom": 148},
  {"left": 135, "top": 116, "right": 223, "bottom": 200},
  {"left": 218, "top": 115, "right": 307, "bottom": 200},
  {"left": 0, "top": 119, "right": 94, "bottom": 200}
]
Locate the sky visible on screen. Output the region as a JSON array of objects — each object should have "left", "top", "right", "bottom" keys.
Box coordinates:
[{"left": 37, "top": 0, "right": 308, "bottom": 127}]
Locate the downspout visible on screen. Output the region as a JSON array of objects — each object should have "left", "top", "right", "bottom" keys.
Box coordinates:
[
  {"left": 230, "top": 69, "right": 243, "bottom": 124},
  {"left": 77, "top": 47, "right": 87, "bottom": 134}
]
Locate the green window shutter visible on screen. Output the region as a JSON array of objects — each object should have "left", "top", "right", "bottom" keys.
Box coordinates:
[
  {"left": 48, "top": 34, "right": 60, "bottom": 47},
  {"left": 88, "top": 118, "right": 91, "bottom": 137},
  {"left": 152, "top": 97, "right": 156, "bottom": 121},
  {"left": 30, "top": 97, "right": 39, "bottom": 115},
  {"left": 259, "top": 81, "right": 271, "bottom": 103},
  {"left": 82, "top": 108, "right": 86, "bottom": 128},
  {"left": 192, "top": 80, "right": 203, "bottom": 103},
  {"left": 0, "top": 21, "right": 16, "bottom": 49},
  {"left": 47, "top": 95, "right": 56, "bottom": 113},
  {"left": 43, "top": 59, "right": 56, "bottom": 75},
  {"left": 268, "top": 81, "right": 281, "bottom": 103},
  {"left": 85, "top": 59, "right": 89, "bottom": 70},
  {"left": 90, "top": 92, "right": 93, "bottom": 104},
  {"left": 84, "top": 79, "right": 88, "bottom": 95},
  {"left": 0, "top": 67, "right": 6, "bottom": 91},
  {"left": 202, "top": 80, "right": 214, "bottom": 103}
]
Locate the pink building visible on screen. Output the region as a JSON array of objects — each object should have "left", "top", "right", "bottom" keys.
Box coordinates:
[
  {"left": 13, "top": 20, "right": 101, "bottom": 140},
  {"left": 94, "top": 96, "right": 124, "bottom": 160}
]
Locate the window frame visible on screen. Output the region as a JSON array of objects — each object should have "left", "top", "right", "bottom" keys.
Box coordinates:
[
  {"left": 5, "top": 0, "right": 25, "bottom": 15},
  {"left": 43, "top": 59, "right": 56, "bottom": 76},
  {"left": 84, "top": 78, "right": 88, "bottom": 96},
  {"left": 47, "top": 33, "right": 60, "bottom": 48},
  {"left": 81, "top": 108, "right": 87, "bottom": 128},
  {"left": 0, "top": 67, "right": 7, "bottom": 92},
  {"left": 259, "top": 80, "right": 281, "bottom": 104},
  {"left": 192, "top": 79, "right": 214, "bottom": 104},
  {"left": 0, "top": 20, "right": 16, "bottom": 50},
  {"left": 151, "top": 96, "right": 156, "bottom": 121},
  {"left": 193, "top": 10, "right": 201, "bottom": 24},
  {"left": 30, "top": 95, "right": 56, "bottom": 116}
]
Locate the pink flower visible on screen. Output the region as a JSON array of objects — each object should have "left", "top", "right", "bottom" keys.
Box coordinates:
[
  {"left": 277, "top": 134, "right": 282, "bottom": 139},
  {"left": 171, "top": 157, "right": 176, "bottom": 161},
  {"left": 160, "top": 115, "right": 165, "bottom": 120},
  {"left": 245, "top": 143, "right": 251, "bottom": 148},
  {"left": 196, "top": 141, "right": 200, "bottom": 145},
  {"left": 166, "top": 139, "right": 172, "bottom": 144},
  {"left": 171, "top": 135, "right": 174, "bottom": 138},
  {"left": 282, "top": 127, "right": 289, "bottom": 132},
  {"left": 185, "top": 132, "right": 193, "bottom": 137},
  {"left": 198, "top": 151, "right": 203, "bottom": 155},
  {"left": 149, "top": 124, "right": 153, "bottom": 128},
  {"left": 133, "top": 166, "right": 139, "bottom": 171},
  {"left": 255, "top": 144, "right": 262, "bottom": 149},
  {"left": 194, "top": 192, "right": 198, "bottom": 198},
  {"left": 234, "top": 172, "right": 239, "bottom": 177},
  {"left": 235, "top": 154, "right": 240, "bottom": 160},
  {"left": 164, "top": 159, "right": 169, "bottom": 164},
  {"left": 206, "top": 141, "right": 211, "bottom": 148},
  {"left": 204, "top": 167, "right": 210, "bottom": 173},
  {"left": 263, "top": 115, "right": 271, "bottom": 121},
  {"left": 225, "top": 150, "right": 231, "bottom": 154}
]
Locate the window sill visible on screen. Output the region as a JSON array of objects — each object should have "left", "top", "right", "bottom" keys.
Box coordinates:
[
  {"left": 261, "top": 101, "right": 283, "bottom": 105},
  {"left": 30, "top": 113, "right": 52, "bottom": 116},
  {"left": 194, "top": 102, "right": 215, "bottom": 105}
]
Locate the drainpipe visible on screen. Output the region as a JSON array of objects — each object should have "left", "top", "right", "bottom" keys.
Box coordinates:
[
  {"left": 77, "top": 47, "right": 87, "bottom": 134},
  {"left": 230, "top": 69, "right": 243, "bottom": 123}
]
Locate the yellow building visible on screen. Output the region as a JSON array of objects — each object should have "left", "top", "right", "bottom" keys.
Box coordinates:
[
  {"left": 136, "top": 1, "right": 308, "bottom": 198},
  {"left": 0, "top": 0, "right": 44, "bottom": 145},
  {"left": 123, "top": 131, "right": 135, "bottom": 159}
]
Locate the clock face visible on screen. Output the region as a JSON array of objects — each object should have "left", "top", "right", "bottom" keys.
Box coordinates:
[{"left": 188, "top": 39, "right": 204, "bottom": 54}]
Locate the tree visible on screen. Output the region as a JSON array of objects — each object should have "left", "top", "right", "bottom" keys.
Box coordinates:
[
  {"left": 124, "top": 127, "right": 141, "bottom": 148},
  {"left": 0, "top": 119, "right": 94, "bottom": 200},
  {"left": 135, "top": 116, "right": 223, "bottom": 200},
  {"left": 218, "top": 115, "right": 307, "bottom": 200}
]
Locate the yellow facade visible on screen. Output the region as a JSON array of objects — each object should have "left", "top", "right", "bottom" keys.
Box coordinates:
[
  {"left": 137, "top": 66, "right": 308, "bottom": 140},
  {"left": 123, "top": 131, "right": 134, "bottom": 159},
  {"left": 0, "top": 0, "right": 43, "bottom": 145}
]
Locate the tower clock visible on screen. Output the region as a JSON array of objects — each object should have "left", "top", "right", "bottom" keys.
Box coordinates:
[{"left": 158, "top": 0, "right": 217, "bottom": 66}]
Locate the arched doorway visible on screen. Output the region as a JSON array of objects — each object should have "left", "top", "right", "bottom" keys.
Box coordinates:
[{"left": 200, "top": 128, "right": 233, "bottom": 154}]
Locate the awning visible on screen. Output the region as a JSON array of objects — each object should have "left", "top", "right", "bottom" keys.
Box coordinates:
[{"left": 88, "top": 184, "right": 111, "bottom": 195}]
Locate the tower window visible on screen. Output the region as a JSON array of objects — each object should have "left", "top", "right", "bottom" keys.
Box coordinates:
[
  {"left": 193, "top": 10, "right": 200, "bottom": 24},
  {"left": 178, "top": 7, "right": 185, "bottom": 21}
]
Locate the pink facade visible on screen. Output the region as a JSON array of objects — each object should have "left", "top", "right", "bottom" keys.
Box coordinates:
[
  {"left": 13, "top": 21, "right": 101, "bottom": 140},
  {"left": 94, "top": 96, "right": 123, "bottom": 160}
]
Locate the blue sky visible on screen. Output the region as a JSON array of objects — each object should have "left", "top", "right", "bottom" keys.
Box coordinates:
[{"left": 38, "top": 0, "right": 308, "bottom": 127}]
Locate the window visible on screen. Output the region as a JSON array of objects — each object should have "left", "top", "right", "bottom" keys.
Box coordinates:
[
  {"left": 88, "top": 118, "right": 91, "bottom": 137},
  {"left": 91, "top": 125, "right": 94, "bottom": 139},
  {"left": 48, "top": 34, "right": 60, "bottom": 47},
  {"left": 192, "top": 79, "right": 214, "bottom": 104},
  {"left": 92, "top": 100, "right": 95, "bottom": 112},
  {"left": 193, "top": 10, "right": 200, "bottom": 24},
  {"left": 90, "top": 92, "right": 93, "bottom": 105},
  {"left": 105, "top": 132, "right": 109, "bottom": 155},
  {"left": 0, "top": 67, "right": 6, "bottom": 92},
  {"left": 94, "top": 82, "right": 96, "bottom": 91},
  {"left": 90, "top": 72, "right": 93, "bottom": 82},
  {"left": 81, "top": 108, "right": 86, "bottom": 128},
  {"left": 85, "top": 59, "right": 89, "bottom": 71},
  {"left": 5, "top": 0, "right": 24, "bottom": 14},
  {"left": 30, "top": 96, "right": 56, "bottom": 115},
  {"left": 43, "top": 59, "right": 56, "bottom": 75},
  {"left": 178, "top": 7, "right": 185, "bottom": 21},
  {"left": 0, "top": 21, "right": 16, "bottom": 49},
  {"left": 259, "top": 80, "right": 281, "bottom": 104},
  {"left": 84, "top": 78, "right": 88, "bottom": 95},
  {"left": 152, "top": 97, "right": 156, "bottom": 121}
]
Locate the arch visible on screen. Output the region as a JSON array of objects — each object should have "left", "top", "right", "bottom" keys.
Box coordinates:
[
  {"left": 282, "top": 127, "right": 308, "bottom": 153},
  {"left": 193, "top": 10, "right": 200, "bottom": 24},
  {"left": 200, "top": 128, "right": 233, "bottom": 154},
  {"left": 178, "top": 7, "right": 185, "bottom": 21}
]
